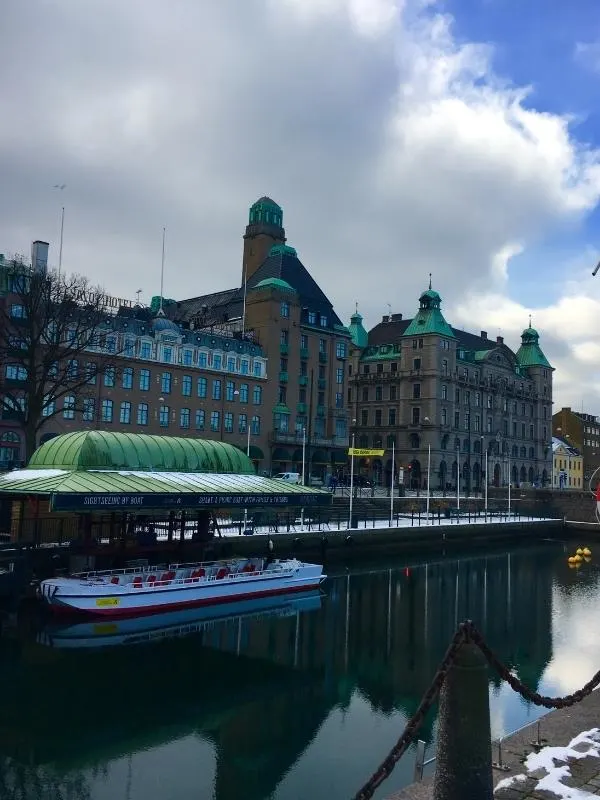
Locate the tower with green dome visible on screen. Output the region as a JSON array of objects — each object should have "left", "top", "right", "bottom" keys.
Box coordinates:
[{"left": 243, "top": 196, "right": 286, "bottom": 284}]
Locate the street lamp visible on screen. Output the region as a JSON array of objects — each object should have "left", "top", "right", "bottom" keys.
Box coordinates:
[{"left": 348, "top": 418, "right": 356, "bottom": 530}]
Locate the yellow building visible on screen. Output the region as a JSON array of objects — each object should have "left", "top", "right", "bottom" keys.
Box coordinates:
[{"left": 552, "top": 436, "right": 583, "bottom": 489}]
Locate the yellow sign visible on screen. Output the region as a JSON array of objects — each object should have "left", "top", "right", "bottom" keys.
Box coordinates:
[
  {"left": 348, "top": 448, "right": 385, "bottom": 457},
  {"left": 96, "top": 597, "right": 120, "bottom": 607}
]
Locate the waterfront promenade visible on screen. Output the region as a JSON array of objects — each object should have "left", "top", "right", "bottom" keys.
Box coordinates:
[{"left": 387, "top": 686, "right": 600, "bottom": 799}]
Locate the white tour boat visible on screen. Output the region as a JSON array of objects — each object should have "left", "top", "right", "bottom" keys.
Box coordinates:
[{"left": 38, "top": 557, "right": 326, "bottom": 618}]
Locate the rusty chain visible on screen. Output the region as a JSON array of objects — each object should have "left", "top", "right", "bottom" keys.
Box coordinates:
[{"left": 352, "top": 619, "right": 600, "bottom": 800}]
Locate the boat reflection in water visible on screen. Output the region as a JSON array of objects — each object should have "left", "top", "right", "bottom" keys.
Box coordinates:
[{"left": 37, "top": 590, "right": 324, "bottom": 650}]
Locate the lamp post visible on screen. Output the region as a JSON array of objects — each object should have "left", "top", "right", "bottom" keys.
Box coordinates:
[
  {"left": 479, "top": 435, "right": 484, "bottom": 498},
  {"left": 423, "top": 416, "right": 431, "bottom": 517},
  {"left": 348, "top": 418, "right": 356, "bottom": 530},
  {"left": 301, "top": 426, "right": 306, "bottom": 530}
]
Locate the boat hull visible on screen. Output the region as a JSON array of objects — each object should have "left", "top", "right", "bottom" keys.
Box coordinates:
[{"left": 40, "top": 561, "right": 325, "bottom": 619}]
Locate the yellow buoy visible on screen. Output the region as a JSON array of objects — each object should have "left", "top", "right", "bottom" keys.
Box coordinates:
[
  {"left": 576, "top": 561, "right": 582, "bottom": 568},
  {"left": 568, "top": 562, "right": 576, "bottom": 569},
  {"left": 584, "top": 556, "right": 592, "bottom": 563},
  {"left": 568, "top": 556, "right": 576, "bottom": 563},
  {"left": 583, "top": 547, "right": 592, "bottom": 557},
  {"left": 576, "top": 548, "right": 584, "bottom": 555},
  {"left": 574, "top": 553, "right": 583, "bottom": 562}
]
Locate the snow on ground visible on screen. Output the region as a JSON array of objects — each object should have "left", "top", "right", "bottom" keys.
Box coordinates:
[{"left": 495, "top": 728, "right": 600, "bottom": 799}]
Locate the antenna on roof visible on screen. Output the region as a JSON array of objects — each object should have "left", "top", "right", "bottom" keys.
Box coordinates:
[
  {"left": 158, "top": 227, "right": 166, "bottom": 316},
  {"left": 387, "top": 303, "right": 392, "bottom": 317},
  {"left": 528, "top": 313, "right": 532, "bottom": 328},
  {"left": 592, "top": 260, "right": 600, "bottom": 277},
  {"left": 355, "top": 301, "right": 358, "bottom": 314},
  {"left": 429, "top": 272, "right": 432, "bottom": 290}
]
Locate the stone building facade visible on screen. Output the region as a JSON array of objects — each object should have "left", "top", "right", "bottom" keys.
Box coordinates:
[
  {"left": 348, "top": 285, "right": 554, "bottom": 490},
  {"left": 0, "top": 197, "right": 350, "bottom": 477},
  {"left": 552, "top": 407, "right": 600, "bottom": 485}
]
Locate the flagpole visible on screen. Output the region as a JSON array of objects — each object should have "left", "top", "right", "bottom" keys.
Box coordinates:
[
  {"left": 457, "top": 449, "right": 460, "bottom": 511},
  {"left": 485, "top": 450, "right": 489, "bottom": 513},
  {"left": 389, "top": 441, "right": 395, "bottom": 526},
  {"left": 348, "top": 433, "right": 355, "bottom": 530},
  {"left": 426, "top": 444, "right": 431, "bottom": 517}
]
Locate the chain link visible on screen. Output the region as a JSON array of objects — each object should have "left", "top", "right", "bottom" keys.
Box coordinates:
[{"left": 352, "top": 619, "right": 600, "bottom": 800}]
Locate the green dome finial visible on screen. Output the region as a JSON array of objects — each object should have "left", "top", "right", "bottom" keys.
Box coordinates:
[{"left": 248, "top": 196, "right": 283, "bottom": 228}]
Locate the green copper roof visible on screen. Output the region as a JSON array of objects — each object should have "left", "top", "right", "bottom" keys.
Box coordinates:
[
  {"left": 252, "top": 277, "right": 295, "bottom": 292},
  {"left": 403, "top": 285, "right": 456, "bottom": 339},
  {"left": 27, "top": 431, "right": 254, "bottom": 474},
  {"left": 349, "top": 310, "right": 368, "bottom": 348},
  {"left": 251, "top": 196, "right": 281, "bottom": 211},
  {"left": 361, "top": 343, "right": 402, "bottom": 361},
  {"left": 248, "top": 196, "right": 283, "bottom": 227},
  {"left": 269, "top": 244, "right": 297, "bottom": 257},
  {"left": 516, "top": 325, "right": 551, "bottom": 368}
]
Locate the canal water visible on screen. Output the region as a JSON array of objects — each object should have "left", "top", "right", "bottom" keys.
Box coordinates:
[{"left": 1, "top": 539, "right": 599, "bottom": 800}]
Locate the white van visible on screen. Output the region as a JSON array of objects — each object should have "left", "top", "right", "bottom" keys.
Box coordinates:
[{"left": 273, "top": 472, "right": 301, "bottom": 484}]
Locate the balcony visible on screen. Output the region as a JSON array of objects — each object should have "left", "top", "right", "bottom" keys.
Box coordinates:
[
  {"left": 269, "top": 431, "right": 349, "bottom": 449},
  {"left": 298, "top": 375, "right": 308, "bottom": 386},
  {"left": 300, "top": 348, "right": 309, "bottom": 360},
  {"left": 279, "top": 371, "right": 288, "bottom": 384},
  {"left": 280, "top": 343, "right": 289, "bottom": 355}
]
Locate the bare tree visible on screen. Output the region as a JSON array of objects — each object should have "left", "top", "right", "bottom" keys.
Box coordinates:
[{"left": 0, "top": 259, "right": 125, "bottom": 462}]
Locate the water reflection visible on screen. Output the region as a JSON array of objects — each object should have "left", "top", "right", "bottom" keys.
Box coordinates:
[{"left": 1, "top": 542, "right": 600, "bottom": 800}]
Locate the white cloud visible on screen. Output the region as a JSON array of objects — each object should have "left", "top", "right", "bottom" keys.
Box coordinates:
[{"left": 1, "top": 0, "right": 600, "bottom": 407}]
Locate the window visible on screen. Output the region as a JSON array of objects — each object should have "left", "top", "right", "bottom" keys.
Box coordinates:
[
  {"left": 308, "top": 311, "right": 317, "bottom": 325},
  {"left": 137, "top": 403, "right": 148, "bottom": 425},
  {"left": 362, "top": 387, "right": 369, "bottom": 402},
  {"left": 361, "top": 409, "right": 368, "bottom": 426},
  {"left": 441, "top": 384, "right": 447, "bottom": 400},
  {"left": 336, "top": 341, "right": 346, "bottom": 359},
  {"left": 412, "top": 407, "right": 420, "bottom": 424},
  {"left": 474, "top": 414, "right": 481, "bottom": 432},
  {"left": 281, "top": 301, "right": 290, "bottom": 318},
  {"left": 163, "top": 346, "right": 172, "bottom": 363},
  {"left": 336, "top": 367, "right": 344, "bottom": 384},
  {"left": 241, "top": 359, "right": 249, "bottom": 375},
  {"left": 227, "top": 357, "right": 235, "bottom": 372},
  {"left": 212, "top": 379, "right": 222, "bottom": 400},
  {"left": 388, "top": 408, "right": 396, "bottom": 426},
  {"left": 10, "top": 304, "right": 25, "bottom": 319},
  {"left": 413, "top": 384, "right": 421, "bottom": 399},
  {"left": 377, "top": 364, "right": 383, "bottom": 374},
  {"left": 442, "top": 359, "right": 448, "bottom": 376},
  {"left": 389, "top": 385, "right": 397, "bottom": 401},
  {"left": 180, "top": 408, "right": 191, "bottom": 429},
  {"left": 5, "top": 365, "right": 27, "bottom": 380},
  {"left": 195, "top": 409, "right": 205, "bottom": 430},
  {"left": 82, "top": 398, "right": 95, "bottom": 422},
  {"left": 253, "top": 361, "right": 263, "bottom": 377},
  {"left": 67, "top": 359, "right": 78, "bottom": 380},
  {"left": 159, "top": 405, "right": 170, "bottom": 427},
  {"left": 182, "top": 375, "right": 192, "bottom": 396},
  {"left": 475, "top": 392, "right": 481, "bottom": 407},
  {"left": 465, "top": 413, "right": 470, "bottom": 430},
  {"left": 487, "top": 416, "right": 492, "bottom": 433},
  {"left": 251, "top": 415, "right": 261, "bottom": 435},
  {"left": 529, "top": 424, "right": 534, "bottom": 439},
  {"left": 63, "top": 395, "right": 75, "bottom": 420},
  {"left": 139, "top": 369, "right": 150, "bottom": 391},
  {"left": 161, "top": 372, "right": 172, "bottom": 393},
  {"left": 274, "top": 412, "right": 289, "bottom": 433},
  {"left": 102, "top": 399, "right": 113, "bottom": 423},
  {"left": 253, "top": 385, "right": 262, "bottom": 405},
  {"left": 335, "top": 392, "right": 343, "bottom": 408},
  {"left": 104, "top": 367, "right": 115, "bottom": 387},
  {"left": 42, "top": 396, "right": 55, "bottom": 417},
  {"left": 454, "top": 411, "right": 460, "bottom": 428},
  {"left": 140, "top": 341, "right": 152, "bottom": 359},
  {"left": 413, "top": 358, "right": 421, "bottom": 370},
  {"left": 85, "top": 362, "right": 97, "bottom": 384},
  {"left": 199, "top": 352, "right": 208, "bottom": 369},
  {"left": 197, "top": 377, "right": 207, "bottom": 398},
  {"left": 122, "top": 367, "right": 133, "bottom": 390},
  {"left": 223, "top": 411, "right": 233, "bottom": 433},
  {"left": 375, "top": 386, "right": 383, "bottom": 402},
  {"left": 300, "top": 334, "right": 308, "bottom": 350},
  {"left": 319, "top": 338, "right": 326, "bottom": 354},
  {"left": 441, "top": 408, "right": 447, "bottom": 425},
  {"left": 182, "top": 349, "right": 193, "bottom": 366},
  {"left": 226, "top": 380, "right": 235, "bottom": 401},
  {"left": 120, "top": 402, "right": 131, "bottom": 424},
  {"left": 320, "top": 315, "right": 328, "bottom": 327},
  {"left": 239, "top": 413, "right": 247, "bottom": 433},
  {"left": 211, "top": 411, "right": 220, "bottom": 431},
  {"left": 239, "top": 383, "right": 249, "bottom": 403},
  {"left": 214, "top": 355, "right": 222, "bottom": 370}
]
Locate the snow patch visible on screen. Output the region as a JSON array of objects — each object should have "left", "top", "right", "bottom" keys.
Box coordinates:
[
  {"left": 0, "top": 469, "right": 68, "bottom": 482},
  {"left": 494, "top": 728, "right": 600, "bottom": 799}
]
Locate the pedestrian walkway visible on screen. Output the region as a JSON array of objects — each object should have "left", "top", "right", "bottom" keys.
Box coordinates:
[{"left": 386, "top": 689, "right": 600, "bottom": 799}]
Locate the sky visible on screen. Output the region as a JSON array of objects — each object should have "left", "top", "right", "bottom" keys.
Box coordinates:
[{"left": 1, "top": 0, "right": 600, "bottom": 411}]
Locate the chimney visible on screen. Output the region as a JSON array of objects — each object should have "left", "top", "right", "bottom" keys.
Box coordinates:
[
  {"left": 391, "top": 313, "right": 403, "bottom": 322},
  {"left": 496, "top": 335, "right": 503, "bottom": 345},
  {"left": 382, "top": 315, "right": 389, "bottom": 323},
  {"left": 31, "top": 240, "right": 49, "bottom": 274},
  {"left": 481, "top": 330, "right": 487, "bottom": 340}
]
